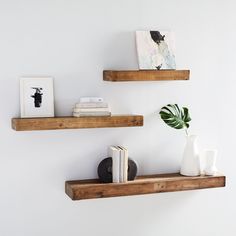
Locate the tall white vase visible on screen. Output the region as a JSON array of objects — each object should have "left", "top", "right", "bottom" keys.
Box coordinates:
[{"left": 180, "top": 135, "right": 201, "bottom": 176}]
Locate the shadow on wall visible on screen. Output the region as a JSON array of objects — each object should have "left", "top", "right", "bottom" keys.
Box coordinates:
[{"left": 72, "top": 190, "right": 200, "bottom": 236}]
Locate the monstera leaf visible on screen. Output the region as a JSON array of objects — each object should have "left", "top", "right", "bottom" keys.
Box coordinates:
[{"left": 159, "top": 104, "right": 191, "bottom": 130}]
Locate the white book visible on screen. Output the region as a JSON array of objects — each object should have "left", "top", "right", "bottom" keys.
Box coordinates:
[
  {"left": 109, "top": 146, "right": 120, "bottom": 183},
  {"left": 75, "top": 102, "right": 108, "bottom": 108},
  {"left": 120, "top": 147, "right": 124, "bottom": 183},
  {"left": 73, "top": 112, "right": 111, "bottom": 117},
  {"left": 119, "top": 146, "right": 128, "bottom": 182},
  {"left": 117, "top": 146, "right": 124, "bottom": 183},
  {"left": 123, "top": 147, "right": 128, "bottom": 182},
  {"left": 79, "top": 97, "right": 103, "bottom": 103},
  {"left": 73, "top": 107, "right": 110, "bottom": 113}
]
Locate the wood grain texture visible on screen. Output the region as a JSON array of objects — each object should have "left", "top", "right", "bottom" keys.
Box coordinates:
[
  {"left": 103, "top": 70, "right": 190, "bottom": 81},
  {"left": 12, "top": 115, "right": 143, "bottom": 131},
  {"left": 65, "top": 173, "right": 226, "bottom": 200}
]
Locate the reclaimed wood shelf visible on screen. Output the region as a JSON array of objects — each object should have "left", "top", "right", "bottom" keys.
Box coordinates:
[
  {"left": 103, "top": 70, "right": 190, "bottom": 82},
  {"left": 12, "top": 115, "right": 143, "bottom": 131},
  {"left": 65, "top": 173, "right": 225, "bottom": 201}
]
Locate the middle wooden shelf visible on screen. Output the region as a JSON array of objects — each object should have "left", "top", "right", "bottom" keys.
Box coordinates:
[{"left": 11, "top": 115, "right": 143, "bottom": 131}]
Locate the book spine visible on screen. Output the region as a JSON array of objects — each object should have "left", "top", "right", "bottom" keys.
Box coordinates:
[
  {"left": 75, "top": 102, "right": 108, "bottom": 108},
  {"left": 123, "top": 147, "right": 128, "bottom": 182},
  {"left": 73, "top": 107, "right": 110, "bottom": 113},
  {"left": 119, "top": 146, "right": 128, "bottom": 183},
  {"left": 73, "top": 112, "right": 111, "bottom": 117},
  {"left": 79, "top": 97, "right": 103, "bottom": 103},
  {"left": 118, "top": 146, "right": 124, "bottom": 183},
  {"left": 109, "top": 146, "right": 120, "bottom": 183}
]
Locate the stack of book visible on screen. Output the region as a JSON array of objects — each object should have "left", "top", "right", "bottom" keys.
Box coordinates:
[
  {"left": 109, "top": 146, "right": 128, "bottom": 183},
  {"left": 73, "top": 97, "right": 111, "bottom": 117}
]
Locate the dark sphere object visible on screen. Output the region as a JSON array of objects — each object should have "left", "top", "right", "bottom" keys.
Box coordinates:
[
  {"left": 97, "top": 157, "right": 113, "bottom": 183},
  {"left": 97, "top": 157, "right": 138, "bottom": 183}
]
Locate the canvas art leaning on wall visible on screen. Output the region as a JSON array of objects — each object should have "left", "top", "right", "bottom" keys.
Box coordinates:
[{"left": 136, "top": 30, "right": 176, "bottom": 70}]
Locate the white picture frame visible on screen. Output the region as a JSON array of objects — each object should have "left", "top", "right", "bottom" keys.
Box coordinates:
[{"left": 20, "top": 77, "right": 54, "bottom": 118}]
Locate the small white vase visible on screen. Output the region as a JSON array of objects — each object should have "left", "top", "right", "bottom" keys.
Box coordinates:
[
  {"left": 203, "top": 149, "right": 218, "bottom": 176},
  {"left": 180, "top": 135, "right": 201, "bottom": 176}
]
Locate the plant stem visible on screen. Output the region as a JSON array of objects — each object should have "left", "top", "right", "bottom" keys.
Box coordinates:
[{"left": 185, "top": 128, "right": 189, "bottom": 136}]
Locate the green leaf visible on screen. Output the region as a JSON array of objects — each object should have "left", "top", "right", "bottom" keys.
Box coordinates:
[
  {"left": 159, "top": 104, "right": 191, "bottom": 130},
  {"left": 183, "top": 107, "right": 191, "bottom": 122}
]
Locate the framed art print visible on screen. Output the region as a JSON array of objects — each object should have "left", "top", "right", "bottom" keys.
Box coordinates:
[
  {"left": 136, "top": 30, "right": 176, "bottom": 70},
  {"left": 20, "top": 77, "right": 54, "bottom": 118}
]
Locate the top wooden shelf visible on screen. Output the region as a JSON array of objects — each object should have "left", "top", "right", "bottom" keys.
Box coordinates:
[{"left": 103, "top": 70, "right": 190, "bottom": 82}]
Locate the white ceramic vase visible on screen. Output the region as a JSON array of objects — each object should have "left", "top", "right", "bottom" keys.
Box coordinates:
[{"left": 180, "top": 135, "right": 201, "bottom": 176}]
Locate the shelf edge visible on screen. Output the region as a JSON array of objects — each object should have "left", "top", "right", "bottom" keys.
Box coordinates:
[
  {"left": 65, "top": 173, "right": 226, "bottom": 201},
  {"left": 103, "top": 70, "right": 190, "bottom": 82},
  {"left": 11, "top": 115, "right": 144, "bottom": 131}
]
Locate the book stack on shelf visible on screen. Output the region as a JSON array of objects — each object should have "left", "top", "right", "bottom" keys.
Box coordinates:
[
  {"left": 73, "top": 97, "right": 111, "bottom": 117},
  {"left": 109, "top": 146, "right": 128, "bottom": 183}
]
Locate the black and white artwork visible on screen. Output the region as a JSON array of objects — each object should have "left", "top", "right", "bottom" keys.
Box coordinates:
[
  {"left": 136, "top": 30, "right": 176, "bottom": 70},
  {"left": 20, "top": 77, "right": 54, "bottom": 118}
]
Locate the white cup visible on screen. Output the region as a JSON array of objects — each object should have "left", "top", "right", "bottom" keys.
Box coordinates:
[{"left": 203, "top": 149, "right": 218, "bottom": 176}]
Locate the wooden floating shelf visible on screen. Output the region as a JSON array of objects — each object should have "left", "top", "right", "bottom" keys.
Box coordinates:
[
  {"left": 11, "top": 115, "right": 143, "bottom": 131},
  {"left": 65, "top": 173, "right": 225, "bottom": 201},
  {"left": 103, "top": 70, "right": 190, "bottom": 82}
]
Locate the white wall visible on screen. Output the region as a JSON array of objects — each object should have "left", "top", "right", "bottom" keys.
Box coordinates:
[{"left": 0, "top": 0, "right": 235, "bottom": 235}]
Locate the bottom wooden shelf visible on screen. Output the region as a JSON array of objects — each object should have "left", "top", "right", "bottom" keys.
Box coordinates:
[{"left": 65, "top": 173, "right": 225, "bottom": 200}]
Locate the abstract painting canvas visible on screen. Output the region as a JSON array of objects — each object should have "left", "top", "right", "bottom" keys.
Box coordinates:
[
  {"left": 136, "top": 30, "right": 176, "bottom": 70},
  {"left": 20, "top": 77, "right": 54, "bottom": 118}
]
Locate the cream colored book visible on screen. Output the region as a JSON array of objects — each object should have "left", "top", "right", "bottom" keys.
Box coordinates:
[
  {"left": 118, "top": 146, "right": 124, "bottom": 183},
  {"left": 118, "top": 146, "right": 128, "bottom": 182},
  {"left": 109, "top": 146, "right": 120, "bottom": 183},
  {"left": 122, "top": 146, "right": 128, "bottom": 182},
  {"left": 75, "top": 102, "right": 108, "bottom": 108},
  {"left": 73, "top": 107, "right": 110, "bottom": 113},
  {"left": 73, "top": 112, "right": 111, "bottom": 117},
  {"left": 79, "top": 97, "right": 103, "bottom": 103}
]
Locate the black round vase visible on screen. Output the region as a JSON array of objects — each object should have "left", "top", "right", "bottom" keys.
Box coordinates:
[{"left": 97, "top": 157, "right": 138, "bottom": 183}]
